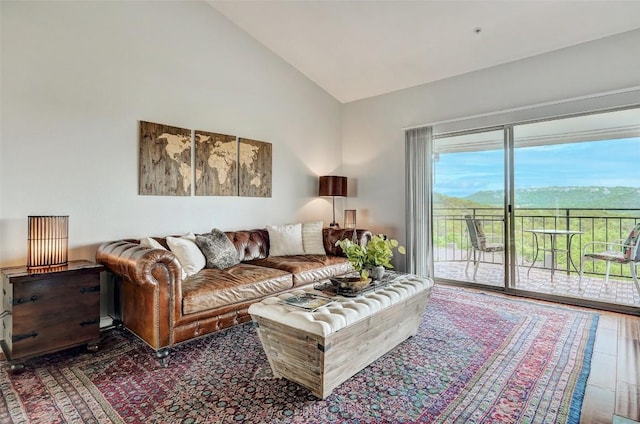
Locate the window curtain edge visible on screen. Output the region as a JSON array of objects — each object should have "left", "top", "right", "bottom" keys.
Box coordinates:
[{"left": 405, "top": 126, "right": 433, "bottom": 278}]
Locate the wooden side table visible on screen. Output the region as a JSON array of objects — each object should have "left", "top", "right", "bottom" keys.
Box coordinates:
[{"left": 1, "top": 260, "right": 103, "bottom": 372}]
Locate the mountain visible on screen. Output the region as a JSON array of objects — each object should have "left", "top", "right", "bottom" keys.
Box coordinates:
[
  {"left": 433, "top": 192, "right": 481, "bottom": 208},
  {"left": 456, "top": 186, "right": 640, "bottom": 209}
]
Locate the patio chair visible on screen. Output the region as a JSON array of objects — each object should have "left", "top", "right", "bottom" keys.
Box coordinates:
[
  {"left": 464, "top": 215, "right": 505, "bottom": 279},
  {"left": 579, "top": 223, "right": 640, "bottom": 298}
]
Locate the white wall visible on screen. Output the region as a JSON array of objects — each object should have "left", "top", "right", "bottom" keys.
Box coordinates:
[
  {"left": 3, "top": 2, "right": 640, "bottom": 304},
  {"left": 342, "top": 29, "right": 640, "bottom": 269},
  {"left": 0, "top": 0, "right": 343, "bottom": 268}
]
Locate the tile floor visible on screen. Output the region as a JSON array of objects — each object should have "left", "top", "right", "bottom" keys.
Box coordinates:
[{"left": 434, "top": 261, "right": 640, "bottom": 307}]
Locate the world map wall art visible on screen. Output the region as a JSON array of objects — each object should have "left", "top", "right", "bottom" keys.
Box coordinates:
[
  {"left": 194, "top": 130, "right": 238, "bottom": 196},
  {"left": 139, "top": 121, "right": 192, "bottom": 196},
  {"left": 238, "top": 138, "right": 272, "bottom": 198},
  {"left": 139, "top": 121, "right": 272, "bottom": 197}
]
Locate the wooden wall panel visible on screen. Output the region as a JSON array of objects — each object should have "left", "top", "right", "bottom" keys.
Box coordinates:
[
  {"left": 194, "top": 130, "right": 238, "bottom": 196},
  {"left": 139, "top": 121, "right": 192, "bottom": 196},
  {"left": 239, "top": 138, "right": 272, "bottom": 197}
]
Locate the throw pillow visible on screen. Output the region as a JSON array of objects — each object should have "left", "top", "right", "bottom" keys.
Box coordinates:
[
  {"left": 301, "top": 221, "right": 326, "bottom": 255},
  {"left": 166, "top": 234, "right": 206, "bottom": 277},
  {"left": 266, "top": 223, "right": 305, "bottom": 256},
  {"left": 140, "top": 236, "right": 188, "bottom": 280},
  {"left": 140, "top": 237, "right": 166, "bottom": 250},
  {"left": 195, "top": 229, "right": 240, "bottom": 269}
]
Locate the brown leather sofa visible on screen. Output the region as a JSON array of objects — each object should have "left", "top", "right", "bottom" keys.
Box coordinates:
[{"left": 96, "top": 228, "right": 371, "bottom": 365}]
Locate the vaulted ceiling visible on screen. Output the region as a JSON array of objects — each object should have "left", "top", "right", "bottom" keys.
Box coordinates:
[{"left": 209, "top": 1, "right": 640, "bottom": 103}]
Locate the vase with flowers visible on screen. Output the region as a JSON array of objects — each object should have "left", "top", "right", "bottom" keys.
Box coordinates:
[{"left": 336, "top": 234, "right": 406, "bottom": 281}]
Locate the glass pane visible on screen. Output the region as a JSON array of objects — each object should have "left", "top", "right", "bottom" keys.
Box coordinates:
[
  {"left": 432, "top": 129, "right": 505, "bottom": 287},
  {"left": 513, "top": 108, "right": 640, "bottom": 307}
]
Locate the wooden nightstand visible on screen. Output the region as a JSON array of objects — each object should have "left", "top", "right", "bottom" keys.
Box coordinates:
[{"left": 1, "top": 260, "right": 103, "bottom": 372}]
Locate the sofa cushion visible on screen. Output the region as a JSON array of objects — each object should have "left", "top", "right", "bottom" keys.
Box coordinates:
[
  {"left": 196, "top": 229, "right": 240, "bottom": 269},
  {"left": 302, "top": 221, "right": 326, "bottom": 255},
  {"left": 267, "top": 223, "right": 305, "bottom": 256},
  {"left": 249, "top": 255, "right": 351, "bottom": 286},
  {"left": 182, "top": 264, "right": 293, "bottom": 315}
]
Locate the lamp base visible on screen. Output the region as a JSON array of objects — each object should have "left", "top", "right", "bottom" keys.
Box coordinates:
[{"left": 329, "top": 222, "right": 340, "bottom": 229}]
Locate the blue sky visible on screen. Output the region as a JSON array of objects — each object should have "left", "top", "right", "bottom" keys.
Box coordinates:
[{"left": 433, "top": 137, "right": 640, "bottom": 198}]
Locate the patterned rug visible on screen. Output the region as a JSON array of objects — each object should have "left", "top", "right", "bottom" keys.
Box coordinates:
[{"left": 0, "top": 285, "right": 598, "bottom": 424}]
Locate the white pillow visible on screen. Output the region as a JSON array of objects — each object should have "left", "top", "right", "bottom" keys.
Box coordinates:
[
  {"left": 301, "top": 221, "right": 326, "bottom": 255},
  {"left": 166, "top": 234, "right": 206, "bottom": 277},
  {"left": 140, "top": 236, "right": 188, "bottom": 281},
  {"left": 267, "top": 223, "right": 305, "bottom": 256},
  {"left": 140, "top": 237, "right": 166, "bottom": 250}
]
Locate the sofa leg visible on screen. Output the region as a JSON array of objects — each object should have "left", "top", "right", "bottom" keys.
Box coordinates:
[
  {"left": 156, "top": 349, "right": 170, "bottom": 367},
  {"left": 112, "top": 319, "right": 125, "bottom": 331}
]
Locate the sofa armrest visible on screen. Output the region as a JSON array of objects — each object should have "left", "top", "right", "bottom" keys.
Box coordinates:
[
  {"left": 96, "top": 240, "right": 182, "bottom": 288},
  {"left": 96, "top": 240, "right": 183, "bottom": 349},
  {"left": 323, "top": 228, "right": 372, "bottom": 256}
]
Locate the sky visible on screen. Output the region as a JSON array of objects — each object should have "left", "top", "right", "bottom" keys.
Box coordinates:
[{"left": 433, "top": 137, "right": 640, "bottom": 198}]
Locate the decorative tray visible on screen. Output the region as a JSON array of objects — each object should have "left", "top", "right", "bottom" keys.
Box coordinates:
[
  {"left": 280, "top": 293, "right": 334, "bottom": 311},
  {"left": 315, "top": 273, "right": 393, "bottom": 297},
  {"left": 330, "top": 276, "right": 372, "bottom": 291}
]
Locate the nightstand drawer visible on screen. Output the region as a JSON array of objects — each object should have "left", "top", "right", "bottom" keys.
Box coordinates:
[
  {"left": 8, "top": 316, "right": 99, "bottom": 358},
  {"left": 11, "top": 275, "right": 100, "bottom": 327}
]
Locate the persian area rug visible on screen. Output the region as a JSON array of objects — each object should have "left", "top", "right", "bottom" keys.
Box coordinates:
[{"left": 0, "top": 285, "right": 598, "bottom": 424}]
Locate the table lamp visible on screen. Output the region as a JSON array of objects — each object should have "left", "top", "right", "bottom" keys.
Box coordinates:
[
  {"left": 27, "top": 215, "right": 69, "bottom": 268},
  {"left": 319, "top": 176, "right": 347, "bottom": 228},
  {"left": 344, "top": 210, "right": 356, "bottom": 229}
]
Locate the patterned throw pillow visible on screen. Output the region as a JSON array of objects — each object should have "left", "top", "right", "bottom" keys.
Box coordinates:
[{"left": 195, "top": 229, "right": 240, "bottom": 269}]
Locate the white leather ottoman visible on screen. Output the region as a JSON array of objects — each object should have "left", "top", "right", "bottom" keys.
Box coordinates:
[{"left": 247, "top": 273, "right": 433, "bottom": 399}]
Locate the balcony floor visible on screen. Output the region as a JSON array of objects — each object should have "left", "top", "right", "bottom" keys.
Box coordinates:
[{"left": 434, "top": 261, "right": 640, "bottom": 307}]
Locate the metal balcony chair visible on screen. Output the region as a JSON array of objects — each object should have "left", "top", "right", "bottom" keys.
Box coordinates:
[
  {"left": 579, "top": 223, "right": 640, "bottom": 298},
  {"left": 464, "top": 215, "right": 505, "bottom": 279}
]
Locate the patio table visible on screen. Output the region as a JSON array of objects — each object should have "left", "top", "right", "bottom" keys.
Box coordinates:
[{"left": 525, "top": 229, "right": 583, "bottom": 280}]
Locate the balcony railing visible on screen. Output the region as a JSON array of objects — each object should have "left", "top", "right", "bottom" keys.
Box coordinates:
[{"left": 433, "top": 207, "right": 640, "bottom": 280}]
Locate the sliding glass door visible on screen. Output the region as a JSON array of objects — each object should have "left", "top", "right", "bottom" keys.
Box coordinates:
[
  {"left": 432, "top": 129, "right": 507, "bottom": 288},
  {"left": 431, "top": 107, "right": 640, "bottom": 311},
  {"left": 512, "top": 108, "right": 640, "bottom": 308}
]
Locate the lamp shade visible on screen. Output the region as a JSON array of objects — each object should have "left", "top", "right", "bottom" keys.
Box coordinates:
[
  {"left": 27, "top": 216, "right": 69, "bottom": 268},
  {"left": 318, "top": 176, "right": 347, "bottom": 197}
]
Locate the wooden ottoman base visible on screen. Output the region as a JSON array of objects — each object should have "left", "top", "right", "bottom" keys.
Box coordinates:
[{"left": 250, "top": 279, "right": 432, "bottom": 399}]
